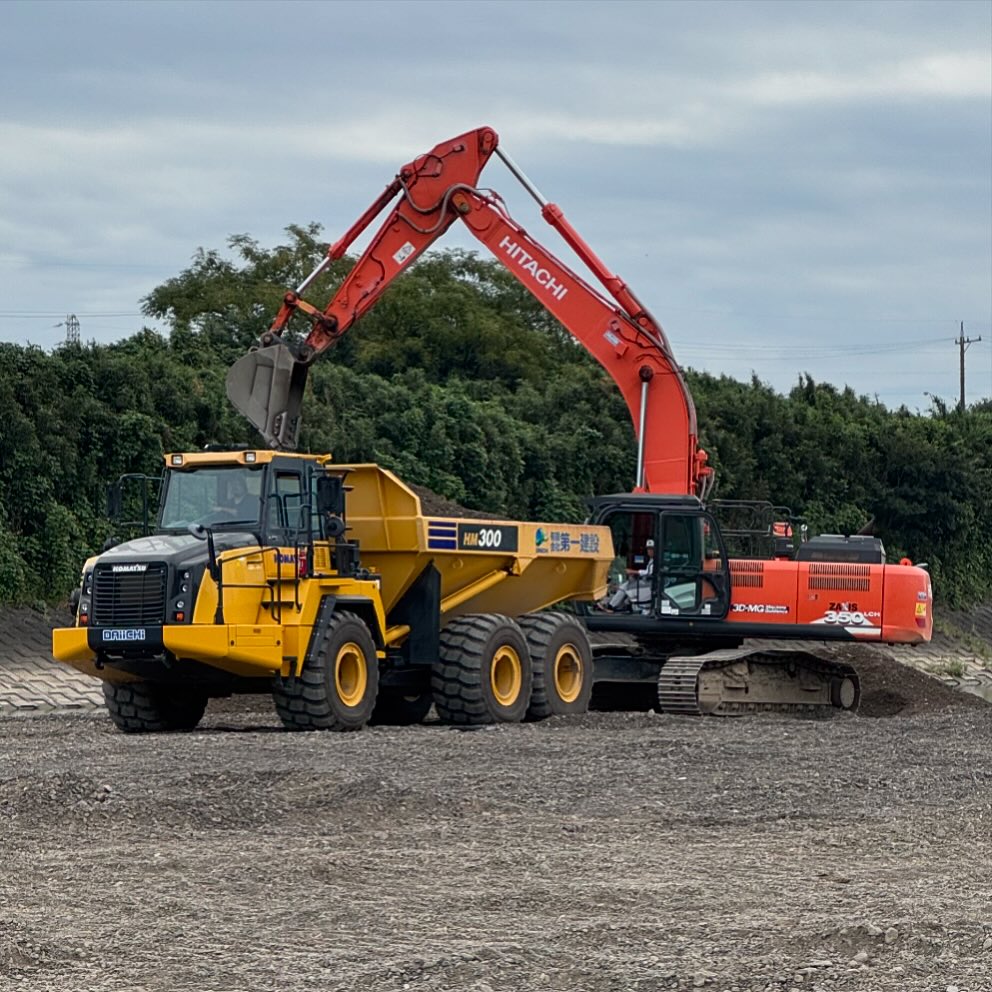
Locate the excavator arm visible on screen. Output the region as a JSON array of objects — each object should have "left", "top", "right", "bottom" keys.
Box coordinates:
[{"left": 226, "top": 125, "right": 712, "bottom": 497}]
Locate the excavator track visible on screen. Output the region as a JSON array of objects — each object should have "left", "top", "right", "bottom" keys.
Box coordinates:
[{"left": 657, "top": 646, "right": 861, "bottom": 716}]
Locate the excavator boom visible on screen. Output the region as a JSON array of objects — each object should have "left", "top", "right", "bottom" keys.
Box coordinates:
[
  {"left": 226, "top": 126, "right": 710, "bottom": 497},
  {"left": 227, "top": 127, "right": 498, "bottom": 449}
]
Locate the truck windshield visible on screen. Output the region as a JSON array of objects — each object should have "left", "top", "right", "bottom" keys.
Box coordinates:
[{"left": 159, "top": 466, "right": 263, "bottom": 530}]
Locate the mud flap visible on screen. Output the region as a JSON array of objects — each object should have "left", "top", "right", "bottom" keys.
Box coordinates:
[{"left": 225, "top": 343, "right": 310, "bottom": 448}]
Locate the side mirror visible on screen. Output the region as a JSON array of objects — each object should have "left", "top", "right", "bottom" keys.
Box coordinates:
[
  {"left": 316, "top": 475, "right": 346, "bottom": 517},
  {"left": 106, "top": 484, "right": 123, "bottom": 520},
  {"left": 187, "top": 523, "right": 208, "bottom": 542},
  {"left": 187, "top": 523, "right": 220, "bottom": 582}
]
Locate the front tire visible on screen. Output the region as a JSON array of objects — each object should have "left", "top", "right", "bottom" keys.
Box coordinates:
[
  {"left": 518, "top": 612, "right": 594, "bottom": 720},
  {"left": 272, "top": 610, "right": 379, "bottom": 731},
  {"left": 102, "top": 681, "right": 207, "bottom": 733},
  {"left": 432, "top": 614, "right": 532, "bottom": 726}
]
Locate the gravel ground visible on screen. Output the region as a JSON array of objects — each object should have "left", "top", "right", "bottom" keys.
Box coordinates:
[{"left": 2, "top": 664, "right": 991, "bottom": 992}]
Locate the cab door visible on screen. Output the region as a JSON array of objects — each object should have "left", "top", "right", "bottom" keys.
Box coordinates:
[
  {"left": 261, "top": 463, "right": 311, "bottom": 560},
  {"left": 656, "top": 510, "right": 731, "bottom": 620}
]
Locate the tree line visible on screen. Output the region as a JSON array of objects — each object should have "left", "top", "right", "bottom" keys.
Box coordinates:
[{"left": 1, "top": 230, "right": 988, "bottom": 607}]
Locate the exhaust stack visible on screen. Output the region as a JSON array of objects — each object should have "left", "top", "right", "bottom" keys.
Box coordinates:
[{"left": 225, "top": 343, "right": 309, "bottom": 449}]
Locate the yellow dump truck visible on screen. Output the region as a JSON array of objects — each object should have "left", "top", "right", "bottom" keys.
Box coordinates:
[{"left": 52, "top": 449, "right": 613, "bottom": 732}]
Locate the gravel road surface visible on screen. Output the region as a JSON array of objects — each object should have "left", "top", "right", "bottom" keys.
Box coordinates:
[{"left": 2, "top": 667, "right": 991, "bottom": 992}]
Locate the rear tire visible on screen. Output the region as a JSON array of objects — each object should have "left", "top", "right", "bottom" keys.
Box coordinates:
[
  {"left": 518, "top": 612, "right": 593, "bottom": 720},
  {"left": 272, "top": 610, "right": 379, "bottom": 731},
  {"left": 102, "top": 681, "right": 207, "bottom": 733},
  {"left": 432, "top": 614, "right": 532, "bottom": 726}
]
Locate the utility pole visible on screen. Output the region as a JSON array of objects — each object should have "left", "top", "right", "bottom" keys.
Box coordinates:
[{"left": 956, "top": 321, "right": 981, "bottom": 412}]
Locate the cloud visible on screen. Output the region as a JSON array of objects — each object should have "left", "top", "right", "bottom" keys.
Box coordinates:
[
  {"left": 741, "top": 52, "right": 991, "bottom": 105},
  {"left": 0, "top": 0, "right": 988, "bottom": 411}
]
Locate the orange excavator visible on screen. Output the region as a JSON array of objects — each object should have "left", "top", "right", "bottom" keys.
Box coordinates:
[{"left": 226, "top": 126, "right": 932, "bottom": 714}]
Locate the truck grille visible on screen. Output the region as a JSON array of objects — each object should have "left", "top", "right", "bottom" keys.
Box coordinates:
[{"left": 92, "top": 563, "right": 168, "bottom": 626}]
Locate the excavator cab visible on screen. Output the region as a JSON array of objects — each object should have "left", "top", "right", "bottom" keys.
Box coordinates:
[{"left": 584, "top": 495, "right": 732, "bottom": 624}]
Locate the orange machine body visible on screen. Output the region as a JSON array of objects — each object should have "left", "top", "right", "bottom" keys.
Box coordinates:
[{"left": 727, "top": 557, "right": 932, "bottom": 644}]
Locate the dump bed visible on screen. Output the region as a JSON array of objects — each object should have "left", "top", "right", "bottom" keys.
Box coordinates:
[{"left": 330, "top": 464, "right": 613, "bottom": 620}]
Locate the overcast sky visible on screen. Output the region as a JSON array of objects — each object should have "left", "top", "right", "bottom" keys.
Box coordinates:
[{"left": 2, "top": 0, "right": 990, "bottom": 412}]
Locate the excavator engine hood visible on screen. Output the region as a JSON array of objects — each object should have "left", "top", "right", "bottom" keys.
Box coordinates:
[{"left": 226, "top": 342, "right": 309, "bottom": 449}]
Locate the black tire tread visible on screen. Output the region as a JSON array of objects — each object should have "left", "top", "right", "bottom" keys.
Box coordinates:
[
  {"left": 518, "top": 611, "right": 594, "bottom": 720},
  {"left": 102, "top": 681, "right": 207, "bottom": 734},
  {"left": 272, "top": 610, "right": 378, "bottom": 732},
  {"left": 431, "top": 613, "right": 530, "bottom": 726}
]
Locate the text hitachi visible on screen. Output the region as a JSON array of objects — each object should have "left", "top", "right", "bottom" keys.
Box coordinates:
[{"left": 498, "top": 237, "right": 568, "bottom": 301}]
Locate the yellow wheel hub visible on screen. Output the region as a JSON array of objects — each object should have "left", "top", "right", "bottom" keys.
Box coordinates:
[
  {"left": 490, "top": 645, "right": 523, "bottom": 707},
  {"left": 554, "top": 645, "right": 583, "bottom": 704},
  {"left": 334, "top": 642, "right": 368, "bottom": 708}
]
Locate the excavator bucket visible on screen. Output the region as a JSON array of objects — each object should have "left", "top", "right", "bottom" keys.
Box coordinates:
[{"left": 225, "top": 343, "right": 309, "bottom": 449}]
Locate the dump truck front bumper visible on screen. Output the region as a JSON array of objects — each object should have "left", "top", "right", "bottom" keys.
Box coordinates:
[{"left": 52, "top": 625, "right": 287, "bottom": 679}]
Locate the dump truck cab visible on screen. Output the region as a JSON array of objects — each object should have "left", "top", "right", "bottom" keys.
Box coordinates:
[{"left": 54, "top": 450, "right": 389, "bottom": 726}]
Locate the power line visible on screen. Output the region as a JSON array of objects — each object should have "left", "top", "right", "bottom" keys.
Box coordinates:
[
  {"left": 675, "top": 336, "right": 957, "bottom": 360},
  {"left": 0, "top": 311, "right": 143, "bottom": 319},
  {"left": 662, "top": 306, "right": 992, "bottom": 324}
]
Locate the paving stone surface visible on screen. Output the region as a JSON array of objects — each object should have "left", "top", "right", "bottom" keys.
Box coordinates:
[{"left": 0, "top": 607, "right": 104, "bottom": 715}]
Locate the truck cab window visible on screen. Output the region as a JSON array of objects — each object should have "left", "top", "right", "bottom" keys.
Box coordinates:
[
  {"left": 159, "top": 467, "right": 261, "bottom": 530},
  {"left": 266, "top": 471, "right": 305, "bottom": 545}
]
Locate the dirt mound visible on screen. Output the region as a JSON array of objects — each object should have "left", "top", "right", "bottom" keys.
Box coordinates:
[
  {"left": 831, "top": 645, "right": 989, "bottom": 717},
  {"left": 408, "top": 483, "right": 501, "bottom": 520}
]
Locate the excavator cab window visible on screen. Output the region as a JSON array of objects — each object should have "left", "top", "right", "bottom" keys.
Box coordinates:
[
  {"left": 592, "top": 501, "right": 732, "bottom": 620},
  {"left": 656, "top": 511, "right": 730, "bottom": 618},
  {"left": 600, "top": 512, "right": 657, "bottom": 612}
]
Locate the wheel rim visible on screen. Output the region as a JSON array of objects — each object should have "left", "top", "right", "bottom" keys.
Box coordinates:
[
  {"left": 554, "top": 645, "right": 583, "bottom": 703},
  {"left": 335, "top": 641, "right": 367, "bottom": 707},
  {"left": 490, "top": 645, "right": 522, "bottom": 706}
]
